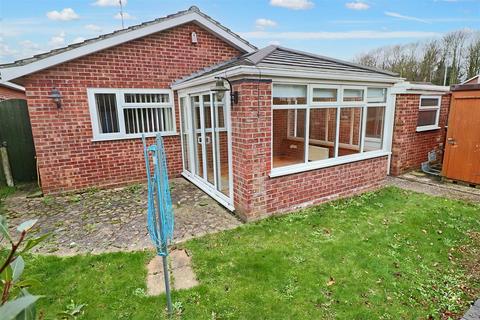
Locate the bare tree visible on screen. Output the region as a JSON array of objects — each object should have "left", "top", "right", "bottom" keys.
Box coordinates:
[
  {"left": 466, "top": 35, "right": 480, "bottom": 78},
  {"left": 354, "top": 29, "right": 480, "bottom": 85}
]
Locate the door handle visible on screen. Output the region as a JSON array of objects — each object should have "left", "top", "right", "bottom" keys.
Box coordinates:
[{"left": 447, "top": 138, "right": 456, "bottom": 145}]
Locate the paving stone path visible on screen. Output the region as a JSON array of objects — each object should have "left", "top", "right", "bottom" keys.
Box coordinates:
[
  {"left": 386, "top": 172, "right": 480, "bottom": 203},
  {"left": 4, "top": 178, "right": 242, "bottom": 256},
  {"left": 462, "top": 299, "right": 480, "bottom": 320}
]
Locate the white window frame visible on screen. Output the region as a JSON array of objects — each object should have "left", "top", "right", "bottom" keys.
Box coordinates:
[
  {"left": 416, "top": 95, "right": 441, "bottom": 132},
  {"left": 271, "top": 83, "right": 391, "bottom": 177},
  {"left": 87, "top": 88, "right": 177, "bottom": 141}
]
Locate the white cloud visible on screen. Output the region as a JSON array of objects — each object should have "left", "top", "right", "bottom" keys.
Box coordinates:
[
  {"left": 0, "top": 38, "right": 17, "bottom": 59},
  {"left": 269, "top": 0, "right": 314, "bottom": 10},
  {"left": 345, "top": 1, "right": 370, "bottom": 10},
  {"left": 384, "top": 11, "right": 428, "bottom": 23},
  {"left": 269, "top": 40, "right": 281, "bottom": 46},
  {"left": 18, "top": 40, "right": 43, "bottom": 58},
  {"left": 85, "top": 24, "right": 102, "bottom": 32},
  {"left": 46, "top": 8, "right": 79, "bottom": 21},
  {"left": 48, "top": 31, "right": 66, "bottom": 48},
  {"left": 114, "top": 12, "right": 135, "bottom": 20},
  {"left": 240, "top": 30, "right": 440, "bottom": 40},
  {"left": 93, "top": 0, "right": 127, "bottom": 6},
  {"left": 255, "top": 18, "right": 278, "bottom": 29}
]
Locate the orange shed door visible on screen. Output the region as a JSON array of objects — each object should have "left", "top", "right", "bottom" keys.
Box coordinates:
[{"left": 442, "top": 91, "right": 480, "bottom": 184}]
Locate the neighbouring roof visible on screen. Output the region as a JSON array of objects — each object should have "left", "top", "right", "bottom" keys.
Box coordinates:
[
  {"left": 461, "top": 74, "right": 479, "bottom": 85},
  {"left": 392, "top": 81, "right": 450, "bottom": 95},
  {"left": 0, "top": 81, "right": 25, "bottom": 92},
  {"left": 0, "top": 6, "right": 256, "bottom": 83},
  {"left": 174, "top": 45, "right": 400, "bottom": 86}
]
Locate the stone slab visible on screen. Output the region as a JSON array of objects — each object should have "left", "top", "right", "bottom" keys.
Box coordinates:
[{"left": 146, "top": 249, "right": 198, "bottom": 296}]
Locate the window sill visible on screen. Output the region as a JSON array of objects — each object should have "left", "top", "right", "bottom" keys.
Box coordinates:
[
  {"left": 91, "top": 132, "right": 179, "bottom": 142},
  {"left": 269, "top": 150, "right": 390, "bottom": 178},
  {"left": 416, "top": 126, "right": 441, "bottom": 132}
]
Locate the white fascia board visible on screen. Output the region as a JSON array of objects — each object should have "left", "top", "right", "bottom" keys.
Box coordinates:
[
  {"left": 391, "top": 81, "right": 450, "bottom": 94},
  {"left": 0, "top": 81, "right": 25, "bottom": 92},
  {"left": 172, "top": 65, "right": 402, "bottom": 90},
  {"left": 0, "top": 12, "right": 255, "bottom": 82}
]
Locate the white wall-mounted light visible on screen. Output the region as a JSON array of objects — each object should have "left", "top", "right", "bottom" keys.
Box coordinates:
[
  {"left": 211, "top": 77, "right": 239, "bottom": 105},
  {"left": 49, "top": 87, "right": 62, "bottom": 109},
  {"left": 191, "top": 32, "right": 198, "bottom": 44}
]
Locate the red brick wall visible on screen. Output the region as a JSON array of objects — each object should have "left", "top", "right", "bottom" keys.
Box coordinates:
[
  {"left": 233, "top": 79, "right": 388, "bottom": 221},
  {"left": 23, "top": 22, "right": 242, "bottom": 194},
  {"left": 0, "top": 86, "right": 26, "bottom": 101},
  {"left": 231, "top": 79, "right": 272, "bottom": 218},
  {"left": 266, "top": 157, "right": 387, "bottom": 215},
  {"left": 390, "top": 93, "right": 450, "bottom": 176}
]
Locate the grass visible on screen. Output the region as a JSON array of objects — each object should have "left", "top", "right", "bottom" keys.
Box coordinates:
[
  {"left": 0, "top": 185, "right": 15, "bottom": 215},
  {"left": 6, "top": 187, "right": 480, "bottom": 319}
]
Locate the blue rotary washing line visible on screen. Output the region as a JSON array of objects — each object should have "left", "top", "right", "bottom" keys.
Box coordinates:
[
  {"left": 143, "top": 134, "right": 174, "bottom": 315},
  {"left": 143, "top": 134, "right": 174, "bottom": 256}
]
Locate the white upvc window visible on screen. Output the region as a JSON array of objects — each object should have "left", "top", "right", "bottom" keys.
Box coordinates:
[
  {"left": 417, "top": 95, "right": 441, "bottom": 132},
  {"left": 271, "top": 83, "right": 391, "bottom": 176},
  {"left": 87, "top": 88, "right": 176, "bottom": 141}
]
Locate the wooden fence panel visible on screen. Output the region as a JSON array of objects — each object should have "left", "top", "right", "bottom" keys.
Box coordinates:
[{"left": 0, "top": 99, "right": 36, "bottom": 183}]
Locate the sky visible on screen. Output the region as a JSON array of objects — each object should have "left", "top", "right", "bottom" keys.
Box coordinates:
[{"left": 0, "top": 0, "right": 479, "bottom": 64}]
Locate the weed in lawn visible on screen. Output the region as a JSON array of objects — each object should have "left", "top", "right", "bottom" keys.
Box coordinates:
[
  {"left": 41, "top": 195, "right": 54, "bottom": 206},
  {"left": 67, "top": 194, "right": 82, "bottom": 203},
  {"left": 133, "top": 287, "right": 146, "bottom": 297},
  {"left": 57, "top": 300, "right": 87, "bottom": 319},
  {"left": 126, "top": 183, "right": 142, "bottom": 193},
  {"left": 84, "top": 186, "right": 99, "bottom": 194}
]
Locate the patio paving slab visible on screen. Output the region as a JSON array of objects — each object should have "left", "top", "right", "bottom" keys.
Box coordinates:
[
  {"left": 4, "top": 178, "right": 242, "bottom": 256},
  {"left": 386, "top": 172, "right": 480, "bottom": 203}
]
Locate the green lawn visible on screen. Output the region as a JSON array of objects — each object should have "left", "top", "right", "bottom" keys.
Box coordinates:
[
  {"left": 0, "top": 185, "right": 15, "bottom": 216},
  {"left": 8, "top": 187, "right": 480, "bottom": 319}
]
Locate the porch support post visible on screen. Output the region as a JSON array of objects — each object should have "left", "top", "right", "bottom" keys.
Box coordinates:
[{"left": 231, "top": 79, "right": 272, "bottom": 221}]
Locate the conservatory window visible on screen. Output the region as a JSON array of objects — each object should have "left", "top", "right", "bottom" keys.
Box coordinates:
[
  {"left": 312, "top": 88, "right": 338, "bottom": 103},
  {"left": 273, "top": 108, "right": 306, "bottom": 168},
  {"left": 273, "top": 84, "right": 307, "bottom": 105},
  {"left": 367, "top": 88, "right": 387, "bottom": 103},
  {"left": 343, "top": 89, "right": 364, "bottom": 102},
  {"left": 271, "top": 84, "right": 389, "bottom": 175},
  {"left": 87, "top": 88, "right": 176, "bottom": 141}
]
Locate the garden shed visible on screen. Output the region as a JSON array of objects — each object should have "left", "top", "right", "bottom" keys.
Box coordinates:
[{"left": 442, "top": 80, "right": 480, "bottom": 185}]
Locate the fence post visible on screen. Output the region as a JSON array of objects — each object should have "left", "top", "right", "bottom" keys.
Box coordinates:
[{"left": 0, "top": 142, "right": 14, "bottom": 187}]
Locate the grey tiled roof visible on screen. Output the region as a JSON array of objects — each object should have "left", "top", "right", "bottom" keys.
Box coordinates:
[
  {"left": 0, "top": 6, "right": 256, "bottom": 68},
  {"left": 174, "top": 45, "right": 399, "bottom": 85}
]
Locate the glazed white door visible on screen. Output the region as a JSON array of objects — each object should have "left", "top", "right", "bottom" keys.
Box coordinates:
[{"left": 179, "top": 91, "right": 233, "bottom": 210}]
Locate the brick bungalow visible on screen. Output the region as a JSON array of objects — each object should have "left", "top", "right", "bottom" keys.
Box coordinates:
[{"left": 0, "top": 6, "right": 446, "bottom": 220}]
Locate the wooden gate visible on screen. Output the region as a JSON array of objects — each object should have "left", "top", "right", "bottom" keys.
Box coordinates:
[
  {"left": 442, "top": 88, "right": 480, "bottom": 184},
  {"left": 0, "top": 99, "right": 36, "bottom": 184}
]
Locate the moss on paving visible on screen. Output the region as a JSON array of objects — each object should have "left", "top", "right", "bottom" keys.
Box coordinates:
[{"left": 11, "top": 187, "right": 480, "bottom": 319}]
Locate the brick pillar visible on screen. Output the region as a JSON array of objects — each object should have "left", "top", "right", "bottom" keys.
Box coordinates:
[{"left": 231, "top": 79, "right": 272, "bottom": 221}]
